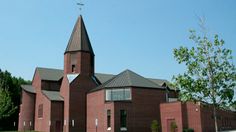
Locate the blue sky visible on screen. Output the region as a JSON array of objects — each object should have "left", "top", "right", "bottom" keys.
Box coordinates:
[{"left": 0, "top": 0, "right": 235, "bottom": 81}]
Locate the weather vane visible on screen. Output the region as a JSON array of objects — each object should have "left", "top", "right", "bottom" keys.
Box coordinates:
[{"left": 77, "top": 1, "right": 84, "bottom": 13}]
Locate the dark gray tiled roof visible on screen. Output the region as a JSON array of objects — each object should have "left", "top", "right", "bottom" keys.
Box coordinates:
[
  {"left": 149, "top": 78, "right": 175, "bottom": 90},
  {"left": 92, "top": 70, "right": 164, "bottom": 91},
  {"left": 95, "top": 73, "right": 115, "bottom": 84},
  {"left": 21, "top": 85, "right": 36, "bottom": 94},
  {"left": 34, "top": 67, "right": 175, "bottom": 90},
  {"left": 42, "top": 90, "right": 64, "bottom": 101},
  {"left": 149, "top": 78, "right": 167, "bottom": 86},
  {"left": 65, "top": 15, "right": 94, "bottom": 55},
  {"left": 96, "top": 73, "right": 176, "bottom": 90},
  {"left": 36, "top": 67, "right": 63, "bottom": 81},
  {"left": 36, "top": 67, "right": 175, "bottom": 89}
]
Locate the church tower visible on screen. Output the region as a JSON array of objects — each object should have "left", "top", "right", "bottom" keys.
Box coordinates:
[
  {"left": 64, "top": 15, "right": 94, "bottom": 76},
  {"left": 60, "top": 15, "right": 98, "bottom": 132}
]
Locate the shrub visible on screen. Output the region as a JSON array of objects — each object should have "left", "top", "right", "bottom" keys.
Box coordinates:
[
  {"left": 170, "top": 121, "right": 177, "bottom": 132},
  {"left": 183, "top": 128, "right": 194, "bottom": 132},
  {"left": 151, "top": 120, "right": 159, "bottom": 132}
]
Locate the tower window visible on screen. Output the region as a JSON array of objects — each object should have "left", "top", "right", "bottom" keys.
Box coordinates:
[
  {"left": 107, "top": 110, "right": 111, "bottom": 129},
  {"left": 72, "top": 64, "right": 76, "bottom": 73}
]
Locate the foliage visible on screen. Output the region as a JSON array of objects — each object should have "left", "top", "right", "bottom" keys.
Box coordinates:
[
  {"left": 0, "top": 88, "right": 17, "bottom": 119},
  {"left": 170, "top": 121, "right": 177, "bottom": 132},
  {"left": 151, "top": 120, "right": 159, "bottom": 132},
  {"left": 173, "top": 29, "right": 236, "bottom": 131},
  {"left": 0, "top": 69, "right": 31, "bottom": 130}
]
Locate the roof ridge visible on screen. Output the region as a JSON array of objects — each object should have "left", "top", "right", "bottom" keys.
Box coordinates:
[
  {"left": 148, "top": 77, "right": 168, "bottom": 81},
  {"left": 125, "top": 70, "right": 162, "bottom": 87},
  {"left": 91, "top": 69, "right": 129, "bottom": 90},
  {"left": 90, "top": 69, "right": 165, "bottom": 92},
  {"left": 95, "top": 73, "right": 115, "bottom": 76},
  {"left": 126, "top": 70, "right": 133, "bottom": 86},
  {"left": 36, "top": 67, "right": 63, "bottom": 71}
]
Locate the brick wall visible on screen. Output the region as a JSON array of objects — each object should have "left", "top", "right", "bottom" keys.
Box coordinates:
[
  {"left": 160, "top": 101, "right": 236, "bottom": 132},
  {"left": 50, "top": 101, "right": 64, "bottom": 132},
  {"left": 32, "top": 70, "right": 53, "bottom": 132},
  {"left": 18, "top": 90, "right": 35, "bottom": 131},
  {"left": 186, "top": 102, "right": 202, "bottom": 131},
  {"left": 87, "top": 90, "right": 115, "bottom": 132},
  {"left": 160, "top": 102, "right": 185, "bottom": 132},
  {"left": 200, "top": 103, "right": 236, "bottom": 131},
  {"left": 41, "top": 80, "right": 62, "bottom": 91},
  {"left": 64, "top": 52, "right": 94, "bottom": 76},
  {"left": 61, "top": 75, "right": 97, "bottom": 132},
  {"left": 34, "top": 92, "right": 51, "bottom": 132},
  {"left": 87, "top": 87, "right": 171, "bottom": 132}
]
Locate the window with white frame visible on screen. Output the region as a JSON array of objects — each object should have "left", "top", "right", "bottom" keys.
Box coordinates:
[{"left": 105, "top": 88, "right": 131, "bottom": 101}]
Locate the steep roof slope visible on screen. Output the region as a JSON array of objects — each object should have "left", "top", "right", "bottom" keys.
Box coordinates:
[
  {"left": 21, "top": 85, "right": 36, "bottom": 93},
  {"left": 36, "top": 67, "right": 64, "bottom": 81},
  {"left": 42, "top": 90, "right": 64, "bottom": 101},
  {"left": 65, "top": 15, "right": 94, "bottom": 55},
  {"left": 94, "top": 73, "right": 115, "bottom": 84}
]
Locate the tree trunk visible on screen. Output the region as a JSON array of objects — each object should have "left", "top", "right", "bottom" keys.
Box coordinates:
[{"left": 213, "top": 105, "right": 218, "bottom": 132}]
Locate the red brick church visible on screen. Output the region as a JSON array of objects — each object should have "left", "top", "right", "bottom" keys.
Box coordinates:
[{"left": 18, "top": 16, "right": 236, "bottom": 132}]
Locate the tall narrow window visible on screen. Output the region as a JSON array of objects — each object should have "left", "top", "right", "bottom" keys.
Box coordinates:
[
  {"left": 107, "top": 110, "right": 111, "bottom": 130},
  {"left": 38, "top": 104, "right": 43, "bottom": 118},
  {"left": 72, "top": 64, "right": 76, "bottom": 73},
  {"left": 120, "top": 110, "right": 127, "bottom": 128}
]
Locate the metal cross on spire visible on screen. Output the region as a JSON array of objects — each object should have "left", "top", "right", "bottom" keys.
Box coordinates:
[{"left": 77, "top": 1, "right": 84, "bottom": 14}]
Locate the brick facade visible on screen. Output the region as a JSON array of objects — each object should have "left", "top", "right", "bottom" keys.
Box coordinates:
[
  {"left": 160, "top": 101, "right": 236, "bottom": 132},
  {"left": 64, "top": 52, "right": 94, "bottom": 76},
  {"left": 87, "top": 87, "right": 177, "bottom": 132},
  {"left": 18, "top": 90, "right": 35, "bottom": 131},
  {"left": 50, "top": 101, "right": 64, "bottom": 132}
]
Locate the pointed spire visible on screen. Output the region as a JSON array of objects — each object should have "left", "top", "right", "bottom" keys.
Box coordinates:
[{"left": 65, "top": 15, "right": 94, "bottom": 55}]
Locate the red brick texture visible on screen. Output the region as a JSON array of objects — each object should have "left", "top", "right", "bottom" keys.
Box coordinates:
[
  {"left": 34, "top": 92, "right": 51, "bottom": 132},
  {"left": 160, "top": 101, "right": 236, "bottom": 132},
  {"left": 18, "top": 69, "right": 64, "bottom": 132},
  {"left": 50, "top": 101, "right": 64, "bottom": 132},
  {"left": 185, "top": 102, "right": 202, "bottom": 131},
  {"left": 41, "top": 80, "right": 62, "bottom": 91},
  {"left": 61, "top": 49, "right": 97, "bottom": 132},
  {"left": 87, "top": 87, "right": 174, "bottom": 132},
  {"left": 32, "top": 70, "right": 54, "bottom": 132},
  {"left": 60, "top": 74, "right": 97, "bottom": 132},
  {"left": 64, "top": 52, "right": 94, "bottom": 76},
  {"left": 18, "top": 90, "right": 35, "bottom": 131},
  {"left": 200, "top": 103, "right": 236, "bottom": 131},
  {"left": 160, "top": 102, "right": 186, "bottom": 132},
  {"left": 87, "top": 90, "right": 115, "bottom": 132}
]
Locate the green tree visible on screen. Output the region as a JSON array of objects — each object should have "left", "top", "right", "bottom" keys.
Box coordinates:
[
  {"left": 173, "top": 30, "right": 236, "bottom": 132},
  {"left": 151, "top": 120, "right": 159, "bottom": 132},
  {"left": 0, "top": 87, "right": 17, "bottom": 119},
  {"left": 0, "top": 69, "right": 30, "bottom": 130}
]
